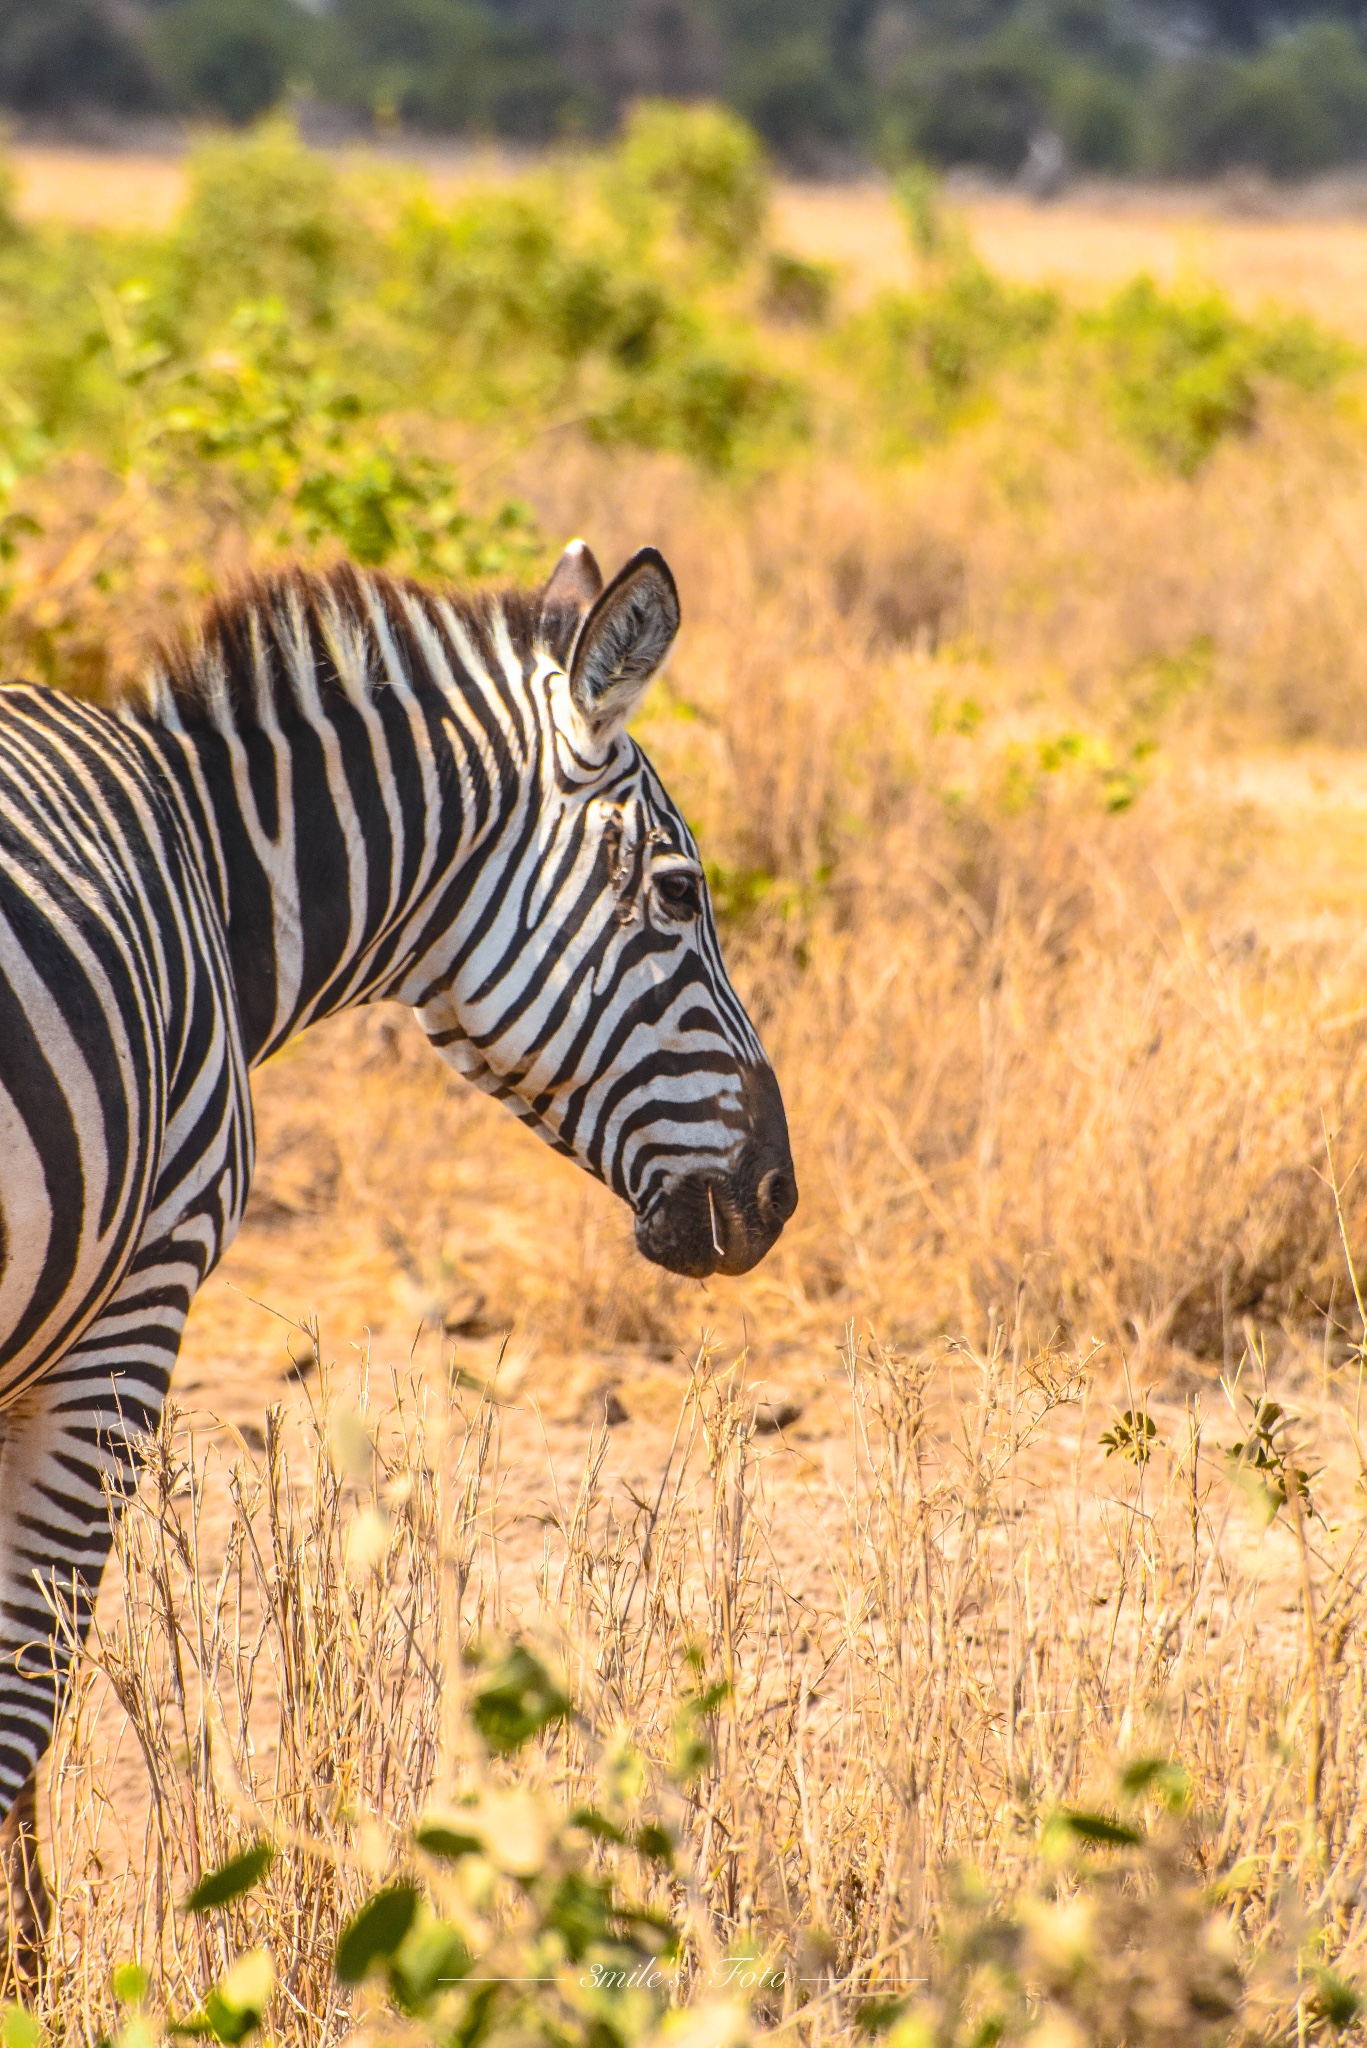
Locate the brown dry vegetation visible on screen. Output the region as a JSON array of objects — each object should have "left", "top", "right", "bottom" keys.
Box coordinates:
[{"left": 12, "top": 163, "right": 1367, "bottom": 2042}]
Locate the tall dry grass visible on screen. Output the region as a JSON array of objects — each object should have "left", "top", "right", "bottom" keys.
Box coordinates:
[
  {"left": 165, "top": 425, "right": 1367, "bottom": 1396},
  {"left": 32, "top": 1322, "right": 1367, "bottom": 2045}
]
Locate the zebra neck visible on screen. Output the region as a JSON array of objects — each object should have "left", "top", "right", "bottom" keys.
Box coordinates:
[{"left": 151, "top": 680, "right": 493, "bottom": 1066}]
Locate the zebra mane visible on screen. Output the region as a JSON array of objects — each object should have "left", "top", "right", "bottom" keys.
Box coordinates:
[{"left": 130, "top": 561, "right": 578, "bottom": 732}]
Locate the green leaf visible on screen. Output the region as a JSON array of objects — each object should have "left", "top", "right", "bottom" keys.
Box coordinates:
[
  {"left": 1312, "top": 1965, "right": 1362, "bottom": 2029},
  {"left": 111, "top": 1965, "right": 149, "bottom": 2007},
  {"left": 634, "top": 1823, "right": 675, "bottom": 1866},
  {"left": 569, "top": 1805, "right": 627, "bottom": 1844},
  {"left": 545, "top": 1869, "right": 614, "bottom": 1961},
  {"left": 1, "top": 2005, "right": 43, "bottom": 2048},
  {"left": 1118, "top": 1756, "right": 1190, "bottom": 1810},
  {"left": 335, "top": 1885, "right": 420, "bottom": 1984},
  {"left": 414, "top": 1822, "right": 484, "bottom": 1862},
  {"left": 1099, "top": 1409, "right": 1158, "bottom": 1464},
  {"left": 388, "top": 1919, "right": 472, "bottom": 2015},
  {"left": 183, "top": 1843, "right": 274, "bottom": 1914},
  {"left": 617, "top": 1904, "right": 683, "bottom": 1954},
  {"left": 174, "top": 1949, "right": 274, "bottom": 2046},
  {"left": 857, "top": 1997, "right": 911, "bottom": 2034},
  {"left": 1058, "top": 1807, "right": 1142, "bottom": 1846},
  {"left": 669, "top": 1674, "right": 729, "bottom": 1783},
  {"left": 467, "top": 1643, "right": 572, "bottom": 1755}
]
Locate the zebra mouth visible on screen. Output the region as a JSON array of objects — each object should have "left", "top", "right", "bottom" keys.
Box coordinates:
[{"left": 634, "top": 1159, "right": 797, "bottom": 1279}]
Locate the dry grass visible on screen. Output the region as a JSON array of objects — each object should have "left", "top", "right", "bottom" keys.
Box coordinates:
[
  {"left": 18, "top": 425, "right": 1367, "bottom": 2039},
  {"left": 776, "top": 182, "right": 1367, "bottom": 336},
  {"left": 33, "top": 1323, "right": 1367, "bottom": 2045}
]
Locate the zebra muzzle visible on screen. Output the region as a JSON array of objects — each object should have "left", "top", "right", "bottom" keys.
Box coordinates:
[{"left": 634, "top": 1148, "right": 798, "bottom": 1280}]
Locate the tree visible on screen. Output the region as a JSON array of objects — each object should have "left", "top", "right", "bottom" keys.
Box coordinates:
[
  {"left": 0, "top": 0, "right": 160, "bottom": 112},
  {"left": 148, "top": 0, "right": 315, "bottom": 126}
]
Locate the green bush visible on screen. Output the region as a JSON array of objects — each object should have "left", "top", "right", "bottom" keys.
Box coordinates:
[
  {"left": 762, "top": 249, "right": 835, "bottom": 325},
  {"left": 77, "top": 1641, "right": 741, "bottom": 2048},
  {"left": 881, "top": 46, "right": 1049, "bottom": 174},
  {"left": 388, "top": 131, "right": 797, "bottom": 467},
  {"left": 1084, "top": 274, "right": 1354, "bottom": 473},
  {"left": 845, "top": 257, "right": 1059, "bottom": 448},
  {"left": 0, "top": 121, "right": 1357, "bottom": 562},
  {"left": 731, "top": 32, "right": 862, "bottom": 158},
  {"left": 607, "top": 100, "right": 771, "bottom": 278},
  {"left": 31, "top": 1640, "right": 1363, "bottom": 2048},
  {"left": 595, "top": 342, "right": 801, "bottom": 469},
  {"left": 168, "top": 123, "right": 351, "bottom": 333},
  {"left": 394, "top": 180, "right": 679, "bottom": 392},
  {"left": 0, "top": 224, "right": 150, "bottom": 452},
  {"left": 155, "top": 299, "right": 540, "bottom": 576},
  {"left": 0, "top": 0, "right": 160, "bottom": 113}
]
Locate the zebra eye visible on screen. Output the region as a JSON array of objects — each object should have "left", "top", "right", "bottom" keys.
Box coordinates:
[{"left": 653, "top": 868, "right": 703, "bottom": 920}]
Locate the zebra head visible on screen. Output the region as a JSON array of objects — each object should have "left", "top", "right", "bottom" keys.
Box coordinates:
[{"left": 417, "top": 541, "right": 797, "bottom": 1279}]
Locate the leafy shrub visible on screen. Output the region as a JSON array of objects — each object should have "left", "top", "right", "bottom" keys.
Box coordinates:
[
  {"left": 67, "top": 1639, "right": 743, "bottom": 2048},
  {"left": 594, "top": 343, "right": 801, "bottom": 469},
  {"left": 157, "top": 300, "right": 540, "bottom": 576},
  {"left": 607, "top": 100, "right": 770, "bottom": 279},
  {"left": 731, "top": 33, "right": 861, "bottom": 159},
  {"left": 34, "top": 1652, "right": 1364, "bottom": 2048},
  {"left": 868, "top": 1753, "right": 1366, "bottom": 2048},
  {"left": 1084, "top": 275, "right": 1354, "bottom": 474},
  {"left": 845, "top": 258, "right": 1059, "bottom": 448},
  {"left": 168, "top": 123, "right": 352, "bottom": 334},
  {"left": 394, "top": 184, "right": 663, "bottom": 390},
  {"left": 762, "top": 249, "right": 835, "bottom": 326},
  {"left": 391, "top": 140, "right": 797, "bottom": 467},
  {"left": 0, "top": 0, "right": 160, "bottom": 114}
]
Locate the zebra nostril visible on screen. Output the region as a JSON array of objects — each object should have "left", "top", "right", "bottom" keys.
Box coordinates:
[{"left": 757, "top": 1166, "right": 797, "bottom": 1229}]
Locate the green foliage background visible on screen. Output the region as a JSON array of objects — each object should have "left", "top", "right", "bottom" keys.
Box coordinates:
[
  {"left": 0, "top": 107, "right": 1356, "bottom": 700},
  {"left": 10, "top": 1, "right": 1367, "bottom": 180}
]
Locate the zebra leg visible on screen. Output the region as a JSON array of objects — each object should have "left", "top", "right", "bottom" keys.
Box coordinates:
[
  {"left": 0, "top": 1408, "right": 45, "bottom": 1994},
  {"left": 0, "top": 1238, "right": 188, "bottom": 1978},
  {"left": 0, "top": 1769, "right": 47, "bottom": 1991}
]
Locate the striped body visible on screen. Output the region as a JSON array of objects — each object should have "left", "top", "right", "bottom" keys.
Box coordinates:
[{"left": 0, "top": 552, "right": 794, "bottom": 1822}]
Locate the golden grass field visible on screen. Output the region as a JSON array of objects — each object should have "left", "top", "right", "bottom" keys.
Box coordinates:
[{"left": 14, "top": 147, "right": 1367, "bottom": 2043}]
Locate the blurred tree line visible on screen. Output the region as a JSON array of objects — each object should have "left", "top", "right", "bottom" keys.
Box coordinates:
[{"left": 8, "top": 0, "right": 1367, "bottom": 179}]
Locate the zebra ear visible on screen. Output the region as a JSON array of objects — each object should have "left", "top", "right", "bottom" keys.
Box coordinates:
[
  {"left": 542, "top": 538, "right": 604, "bottom": 615},
  {"left": 569, "top": 547, "right": 680, "bottom": 739}
]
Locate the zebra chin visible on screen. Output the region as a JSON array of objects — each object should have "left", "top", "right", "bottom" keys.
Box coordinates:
[{"left": 633, "top": 1152, "right": 799, "bottom": 1280}]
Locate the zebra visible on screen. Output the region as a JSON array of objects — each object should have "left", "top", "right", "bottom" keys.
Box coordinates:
[{"left": 0, "top": 538, "right": 797, "bottom": 1969}]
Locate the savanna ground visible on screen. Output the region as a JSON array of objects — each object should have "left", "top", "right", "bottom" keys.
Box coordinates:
[{"left": 11, "top": 123, "right": 1367, "bottom": 2046}]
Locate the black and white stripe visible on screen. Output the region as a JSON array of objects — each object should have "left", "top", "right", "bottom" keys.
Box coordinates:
[{"left": 0, "top": 543, "right": 794, "bottom": 1819}]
